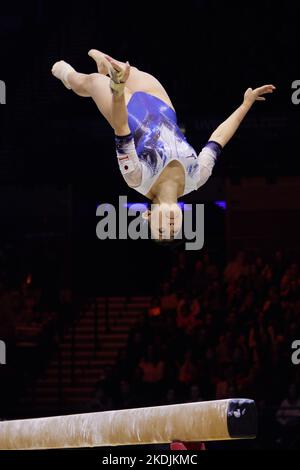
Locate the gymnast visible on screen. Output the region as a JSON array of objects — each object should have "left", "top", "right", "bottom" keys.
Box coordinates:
[{"left": 52, "top": 50, "right": 275, "bottom": 240}]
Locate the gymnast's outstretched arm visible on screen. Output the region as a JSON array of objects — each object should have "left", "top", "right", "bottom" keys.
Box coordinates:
[
  {"left": 208, "top": 84, "right": 275, "bottom": 147},
  {"left": 196, "top": 84, "right": 276, "bottom": 189}
]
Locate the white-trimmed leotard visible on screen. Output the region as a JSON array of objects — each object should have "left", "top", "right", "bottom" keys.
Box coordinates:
[{"left": 115, "top": 92, "right": 222, "bottom": 196}]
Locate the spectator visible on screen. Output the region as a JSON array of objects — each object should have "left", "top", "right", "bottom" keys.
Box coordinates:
[
  {"left": 160, "top": 282, "right": 178, "bottom": 314},
  {"left": 178, "top": 349, "right": 199, "bottom": 385},
  {"left": 176, "top": 297, "right": 199, "bottom": 333},
  {"left": 224, "top": 251, "right": 246, "bottom": 284},
  {"left": 138, "top": 345, "right": 165, "bottom": 384}
]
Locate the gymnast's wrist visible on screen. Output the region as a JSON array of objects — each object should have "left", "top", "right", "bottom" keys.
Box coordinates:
[{"left": 242, "top": 98, "right": 254, "bottom": 109}]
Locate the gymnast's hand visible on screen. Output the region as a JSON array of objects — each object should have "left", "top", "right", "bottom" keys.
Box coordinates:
[
  {"left": 243, "top": 84, "right": 276, "bottom": 105},
  {"left": 208, "top": 84, "right": 276, "bottom": 147},
  {"left": 105, "top": 56, "right": 131, "bottom": 84}
]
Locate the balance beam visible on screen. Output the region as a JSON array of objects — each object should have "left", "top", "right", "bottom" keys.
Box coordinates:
[{"left": 0, "top": 399, "right": 257, "bottom": 450}]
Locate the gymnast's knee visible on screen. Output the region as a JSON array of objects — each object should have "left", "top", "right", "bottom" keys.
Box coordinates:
[{"left": 82, "top": 73, "right": 108, "bottom": 95}]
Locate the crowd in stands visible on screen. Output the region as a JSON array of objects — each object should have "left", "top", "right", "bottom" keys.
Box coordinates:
[
  {"left": 0, "top": 243, "right": 73, "bottom": 416},
  {"left": 90, "top": 249, "right": 300, "bottom": 448},
  {"left": 2, "top": 242, "right": 300, "bottom": 447}
]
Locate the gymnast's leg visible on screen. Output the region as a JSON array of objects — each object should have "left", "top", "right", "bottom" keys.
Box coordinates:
[
  {"left": 88, "top": 49, "right": 175, "bottom": 110},
  {"left": 51, "top": 60, "right": 132, "bottom": 130}
]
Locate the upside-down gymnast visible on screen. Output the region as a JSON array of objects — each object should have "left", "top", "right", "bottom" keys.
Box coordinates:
[{"left": 52, "top": 50, "right": 275, "bottom": 240}]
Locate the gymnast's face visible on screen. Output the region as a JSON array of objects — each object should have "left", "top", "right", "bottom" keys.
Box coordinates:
[{"left": 143, "top": 203, "right": 183, "bottom": 240}]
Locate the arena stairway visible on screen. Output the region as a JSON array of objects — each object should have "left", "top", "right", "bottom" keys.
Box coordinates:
[{"left": 19, "top": 296, "right": 151, "bottom": 414}]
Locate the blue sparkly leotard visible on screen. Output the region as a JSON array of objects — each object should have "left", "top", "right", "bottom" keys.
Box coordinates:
[{"left": 115, "top": 91, "right": 222, "bottom": 196}]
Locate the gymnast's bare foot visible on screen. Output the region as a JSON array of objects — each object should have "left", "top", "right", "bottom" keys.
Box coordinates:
[
  {"left": 88, "top": 49, "right": 111, "bottom": 75},
  {"left": 88, "top": 49, "right": 130, "bottom": 96}
]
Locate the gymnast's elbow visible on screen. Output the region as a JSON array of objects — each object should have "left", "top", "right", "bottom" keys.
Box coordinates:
[
  {"left": 196, "top": 168, "right": 213, "bottom": 189},
  {"left": 123, "top": 171, "right": 142, "bottom": 188}
]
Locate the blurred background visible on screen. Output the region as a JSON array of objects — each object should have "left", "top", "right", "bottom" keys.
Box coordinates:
[{"left": 1, "top": 0, "right": 300, "bottom": 451}]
